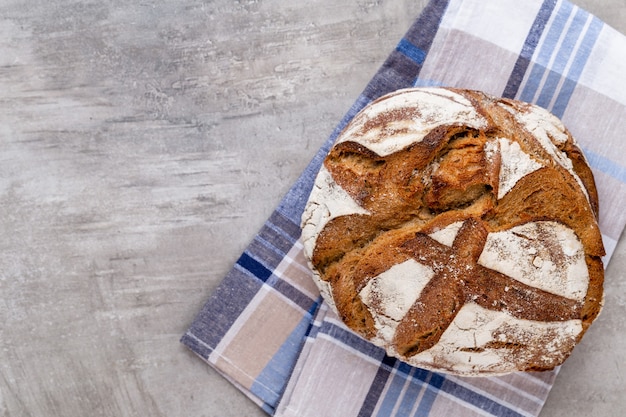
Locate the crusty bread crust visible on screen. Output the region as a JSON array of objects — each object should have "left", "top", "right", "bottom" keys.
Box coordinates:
[{"left": 301, "top": 88, "right": 604, "bottom": 376}]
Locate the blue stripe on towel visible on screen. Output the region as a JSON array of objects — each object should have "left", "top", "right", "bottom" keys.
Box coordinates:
[
  {"left": 503, "top": 0, "right": 557, "bottom": 98},
  {"left": 396, "top": 39, "right": 427, "bottom": 65}
]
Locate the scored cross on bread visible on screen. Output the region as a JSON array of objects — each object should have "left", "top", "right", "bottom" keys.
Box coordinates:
[
  {"left": 301, "top": 88, "right": 605, "bottom": 376},
  {"left": 397, "top": 217, "right": 581, "bottom": 357}
]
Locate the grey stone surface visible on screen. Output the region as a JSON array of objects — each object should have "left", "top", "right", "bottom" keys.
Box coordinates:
[{"left": 0, "top": 1, "right": 623, "bottom": 416}]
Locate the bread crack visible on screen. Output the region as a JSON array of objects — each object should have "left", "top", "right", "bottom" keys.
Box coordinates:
[{"left": 301, "top": 88, "right": 604, "bottom": 375}]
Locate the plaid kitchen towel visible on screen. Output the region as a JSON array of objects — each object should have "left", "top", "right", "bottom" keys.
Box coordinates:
[{"left": 181, "top": 0, "right": 626, "bottom": 416}]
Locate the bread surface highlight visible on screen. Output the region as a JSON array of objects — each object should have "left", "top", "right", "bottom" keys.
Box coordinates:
[{"left": 301, "top": 87, "right": 604, "bottom": 376}]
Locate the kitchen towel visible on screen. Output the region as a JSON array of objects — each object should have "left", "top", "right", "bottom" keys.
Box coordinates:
[{"left": 181, "top": 0, "right": 626, "bottom": 416}]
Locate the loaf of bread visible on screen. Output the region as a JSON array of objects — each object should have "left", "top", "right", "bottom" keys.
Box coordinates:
[{"left": 301, "top": 87, "right": 605, "bottom": 376}]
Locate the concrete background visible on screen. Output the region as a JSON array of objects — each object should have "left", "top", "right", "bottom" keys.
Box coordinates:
[{"left": 0, "top": 1, "right": 624, "bottom": 416}]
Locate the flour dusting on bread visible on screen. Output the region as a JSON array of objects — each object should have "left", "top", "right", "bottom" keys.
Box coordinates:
[{"left": 301, "top": 87, "right": 604, "bottom": 376}]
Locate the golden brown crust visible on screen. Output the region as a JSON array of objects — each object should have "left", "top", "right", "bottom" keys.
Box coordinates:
[
  {"left": 301, "top": 87, "right": 604, "bottom": 375},
  {"left": 395, "top": 218, "right": 583, "bottom": 357}
]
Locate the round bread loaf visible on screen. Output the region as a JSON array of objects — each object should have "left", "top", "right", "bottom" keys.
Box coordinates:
[{"left": 301, "top": 87, "right": 605, "bottom": 376}]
